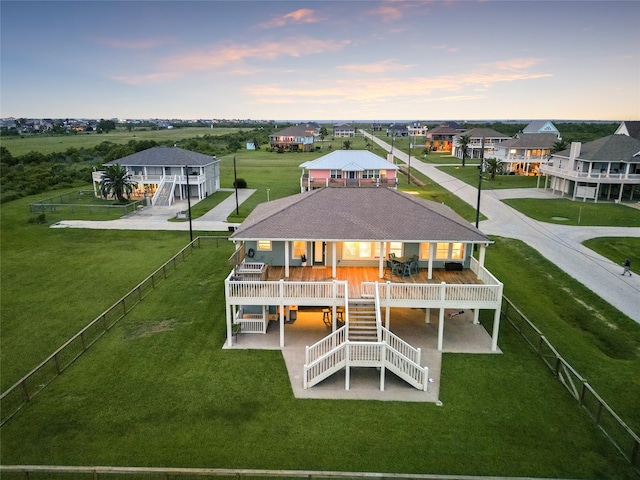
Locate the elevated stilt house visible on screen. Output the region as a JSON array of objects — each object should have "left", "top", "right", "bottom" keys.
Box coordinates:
[{"left": 225, "top": 188, "right": 503, "bottom": 391}]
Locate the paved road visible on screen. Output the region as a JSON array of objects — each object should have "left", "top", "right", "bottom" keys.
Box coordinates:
[
  {"left": 52, "top": 188, "right": 256, "bottom": 232},
  {"left": 365, "top": 132, "right": 640, "bottom": 323}
]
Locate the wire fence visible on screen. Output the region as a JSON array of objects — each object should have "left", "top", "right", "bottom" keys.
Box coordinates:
[
  {"left": 501, "top": 297, "right": 639, "bottom": 472},
  {"left": 29, "top": 190, "right": 145, "bottom": 216},
  {"left": 0, "top": 236, "right": 224, "bottom": 426},
  {"left": 1, "top": 258, "right": 638, "bottom": 475},
  {"left": 0, "top": 465, "right": 562, "bottom": 480}
]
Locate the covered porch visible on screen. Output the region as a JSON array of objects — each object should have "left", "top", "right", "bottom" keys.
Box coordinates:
[{"left": 223, "top": 307, "right": 500, "bottom": 402}]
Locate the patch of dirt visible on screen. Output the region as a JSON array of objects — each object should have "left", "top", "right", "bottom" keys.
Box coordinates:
[
  {"left": 560, "top": 287, "right": 617, "bottom": 330},
  {"left": 128, "top": 319, "right": 174, "bottom": 338}
]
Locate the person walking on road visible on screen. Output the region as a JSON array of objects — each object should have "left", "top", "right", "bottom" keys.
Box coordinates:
[{"left": 622, "top": 258, "right": 632, "bottom": 276}]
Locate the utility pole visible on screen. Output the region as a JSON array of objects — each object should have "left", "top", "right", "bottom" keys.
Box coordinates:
[
  {"left": 475, "top": 137, "right": 485, "bottom": 229},
  {"left": 185, "top": 165, "right": 193, "bottom": 243},
  {"left": 233, "top": 156, "right": 239, "bottom": 216}
]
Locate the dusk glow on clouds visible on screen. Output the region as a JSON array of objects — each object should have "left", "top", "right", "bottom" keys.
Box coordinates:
[{"left": 1, "top": 0, "right": 638, "bottom": 120}]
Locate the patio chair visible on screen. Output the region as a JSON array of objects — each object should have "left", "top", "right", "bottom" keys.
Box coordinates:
[
  {"left": 409, "top": 260, "right": 419, "bottom": 275},
  {"left": 385, "top": 260, "right": 402, "bottom": 280},
  {"left": 402, "top": 262, "right": 414, "bottom": 279}
]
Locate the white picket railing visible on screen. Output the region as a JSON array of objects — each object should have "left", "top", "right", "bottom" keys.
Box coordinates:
[{"left": 226, "top": 276, "right": 348, "bottom": 306}]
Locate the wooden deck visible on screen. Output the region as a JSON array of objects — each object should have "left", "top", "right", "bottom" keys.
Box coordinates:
[{"left": 265, "top": 266, "right": 482, "bottom": 298}]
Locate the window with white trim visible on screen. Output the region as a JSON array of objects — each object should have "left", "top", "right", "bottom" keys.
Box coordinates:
[
  {"left": 257, "top": 240, "right": 272, "bottom": 251},
  {"left": 292, "top": 241, "right": 306, "bottom": 259},
  {"left": 330, "top": 170, "right": 342, "bottom": 179}
]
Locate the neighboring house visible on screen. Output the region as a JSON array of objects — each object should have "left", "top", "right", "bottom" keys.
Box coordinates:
[
  {"left": 298, "top": 150, "right": 398, "bottom": 191},
  {"left": 92, "top": 146, "right": 220, "bottom": 206},
  {"left": 538, "top": 135, "right": 640, "bottom": 202},
  {"left": 224, "top": 187, "right": 503, "bottom": 391},
  {"left": 522, "top": 120, "right": 560, "bottom": 135},
  {"left": 491, "top": 121, "right": 561, "bottom": 175},
  {"left": 386, "top": 123, "right": 409, "bottom": 137},
  {"left": 614, "top": 120, "right": 640, "bottom": 140},
  {"left": 270, "top": 124, "right": 316, "bottom": 152},
  {"left": 407, "top": 122, "right": 429, "bottom": 137},
  {"left": 371, "top": 122, "right": 383, "bottom": 132},
  {"left": 426, "top": 123, "right": 466, "bottom": 152},
  {"left": 452, "top": 128, "right": 511, "bottom": 159},
  {"left": 333, "top": 123, "right": 355, "bottom": 137}
]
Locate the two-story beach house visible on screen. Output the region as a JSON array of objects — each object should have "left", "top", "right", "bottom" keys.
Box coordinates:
[
  {"left": 538, "top": 135, "right": 640, "bottom": 202},
  {"left": 333, "top": 123, "right": 355, "bottom": 138},
  {"left": 426, "top": 122, "right": 466, "bottom": 152},
  {"left": 92, "top": 146, "right": 220, "bottom": 206},
  {"left": 492, "top": 121, "right": 561, "bottom": 175},
  {"left": 270, "top": 124, "right": 317, "bottom": 152},
  {"left": 452, "top": 128, "right": 511, "bottom": 160},
  {"left": 224, "top": 188, "right": 503, "bottom": 392},
  {"left": 299, "top": 150, "right": 398, "bottom": 192}
]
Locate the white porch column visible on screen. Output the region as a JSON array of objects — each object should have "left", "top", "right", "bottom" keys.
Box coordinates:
[
  {"left": 491, "top": 308, "right": 501, "bottom": 352},
  {"left": 425, "top": 308, "right": 431, "bottom": 324},
  {"left": 473, "top": 309, "right": 480, "bottom": 325},
  {"left": 437, "top": 308, "right": 445, "bottom": 351},
  {"left": 332, "top": 242, "right": 337, "bottom": 278},
  {"left": 479, "top": 243, "right": 487, "bottom": 269},
  {"left": 617, "top": 185, "right": 624, "bottom": 203},
  {"left": 428, "top": 243, "right": 435, "bottom": 279},
  {"left": 226, "top": 303, "right": 233, "bottom": 347},
  {"left": 279, "top": 280, "right": 285, "bottom": 348},
  {"left": 385, "top": 281, "right": 391, "bottom": 329},
  {"left": 285, "top": 241, "right": 290, "bottom": 278},
  {"left": 378, "top": 241, "right": 385, "bottom": 278},
  {"left": 437, "top": 282, "right": 446, "bottom": 351}
]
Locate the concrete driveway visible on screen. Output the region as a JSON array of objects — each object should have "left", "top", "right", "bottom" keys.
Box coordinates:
[{"left": 364, "top": 132, "right": 640, "bottom": 324}]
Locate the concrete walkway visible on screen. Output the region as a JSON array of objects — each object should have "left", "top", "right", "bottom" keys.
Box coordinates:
[
  {"left": 51, "top": 188, "right": 256, "bottom": 232},
  {"left": 365, "top": 132, "right": 640, "bottom": 323}
]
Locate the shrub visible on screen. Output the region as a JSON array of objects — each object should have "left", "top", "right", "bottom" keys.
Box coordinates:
[
  {"left": 27, "top": 213, "right": 47, "bottom": 224},
  {"left": 234, "top": 178, "right": 247, "bottom": 188}
]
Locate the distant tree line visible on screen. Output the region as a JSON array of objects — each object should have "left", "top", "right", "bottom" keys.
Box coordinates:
[
  {"left": 0, "top": 126, "right": 276, "bottom": 203},
  {"left": 457, "top": 121, "right": 619, "bottom": 143}
]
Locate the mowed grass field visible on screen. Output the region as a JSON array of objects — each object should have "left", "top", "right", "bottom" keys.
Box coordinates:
[
  {"left": 1, "top": 127, "right": 247, "bottom": 156},
  {"left": 1, "top": 135, "right": 639, "bottom": 477}
]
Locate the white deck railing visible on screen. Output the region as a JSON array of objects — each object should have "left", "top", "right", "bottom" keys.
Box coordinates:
[
  {"left": 225, "top": 276, "right": 347, "bottom": 306},
  {"left": 539, "top": 166, "right": 640, "bottom": 182},
  {"left": 362, "top": 281, "right": 502, "bottom": 308},
  {"left": 234, "top": 309, "right": 268, "bottom": 334}
]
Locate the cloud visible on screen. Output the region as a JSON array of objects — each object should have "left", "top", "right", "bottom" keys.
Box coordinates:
[
  {"left": 366, "top": 0, "right": 434, "bottom": 22},
  {"left": 111, "top": 37, "right": 350, "bottom": 85},
  {"left": 248, "top": 67, "right": 553, "bottom": 104},
  {"left": 259, "top": 8, "right": 323, "bottom": 28},
  {"left": 337, "top": 60, "right": 413, "bottom": 74}
]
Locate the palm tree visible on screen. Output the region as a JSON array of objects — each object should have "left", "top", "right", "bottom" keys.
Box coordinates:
[
  {"left": 551, "top": 138, "right": 569, "bottom": 153},
  {"left": 343, "top": 140, "right": 352, "bottom": 150},
  {"left": 485, "top": 158, "right": 503, "bottom": 180},
  {"left": 458, "top": 134, "right": 471, "bottom": 167},
  {"left": 99, "top": 164, "right": 138, "bottom": 203}
]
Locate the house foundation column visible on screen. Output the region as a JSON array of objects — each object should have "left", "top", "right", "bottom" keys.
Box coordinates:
[
  {"left": 437, "top": 308, "right": 445, "bottom": 351},
  {"left": 491, "top": 308, "right": 501, "bottom": 352}
]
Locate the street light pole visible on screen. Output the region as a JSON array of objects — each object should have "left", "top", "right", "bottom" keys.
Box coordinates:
[
  {"left": 185, "top": 165, "right": 193, "bottom": 243},
  {"left": 475, "top": 137, "right": 485, "bottom": 229}
]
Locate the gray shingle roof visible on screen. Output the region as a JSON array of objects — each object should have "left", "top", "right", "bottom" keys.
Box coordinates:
[
  {"left": 616, "top": 121, "right": 640, "bottom": 140},
  {"left": 499, "top": 133, "right": 559, "bottom": 149},
  {"left": 553, "top": 135, "right": 640, "bottom": 163},
  {"left": 105, "top": 146, "right": 218, "bottom": 167},
  {"left": 230, "top": 188, "right": 491, "bottom": 243},
  {"left": 456, "top": 128, "right": 510, "bottom": 139}
]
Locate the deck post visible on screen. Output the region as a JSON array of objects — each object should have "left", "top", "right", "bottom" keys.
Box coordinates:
[
  {"left": 428, "top": 243, "right": 435, "bottom": 279},
  {"left": 279, "top": 280, "right": 285, "bottom": 348},
  {"left": 345, "top": 343, "right": 350, "bottom": 390},
  {"left": 380, "top": 343, "right": 386, "bottom": 391},
  {"left": 332, "top": 281, "right": 337, "bottom": 332},
  {"left": 438, "top": 282, "right": 446, "bottom": 351},
  {"left": 378, "top": 242, "right": 385, "bottom": 278},
  {"left": 332, "top": 242, "right": 337, "bottom": 278},
  {"left": 285, "top": 242, "right": 290, "bottom": 278},
  {"left": 226, "top": 304, "right": 233, "bottom": 347},
  {"left": 473, "top": 308, "right": 480, "bottom": 325},
  {"left": 385, "top": 282, "right": 391, "bottom": 329},
  {"left": 491, "top": 308, "right": 501, "bottom": 352},
  {"left": 425, "top": 308, "right": 430, "bottom": 324}
]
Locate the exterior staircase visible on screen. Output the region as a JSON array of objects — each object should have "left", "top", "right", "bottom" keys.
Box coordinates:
[
  {"left": 347, "top": 299, "right": 379, "bottom": 342},
  {"left": 304, "top": 291, "right": 429, "bottom": 391},
  {"left": 152, "top": 177, "right": 175, "bottom": 206}
]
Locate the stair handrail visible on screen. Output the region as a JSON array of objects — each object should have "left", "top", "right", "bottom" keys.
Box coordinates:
[
  {"left": 167, "top": 175, "right": 178, "bottom": 206},
  {"left": 151, "top": 176, "right": 166, "bottom": 205},
  {"left": 373, "top": 282, "right": 382, "bottom": 341},
  {"left": 305, "top": 325, "right": 347, "bottom": 366},
  {"left": 381, "top": 326, "right": 422, "bottom": 365}
]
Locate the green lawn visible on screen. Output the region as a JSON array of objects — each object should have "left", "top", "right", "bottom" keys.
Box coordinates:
[
  {"left": 0, "top": 243, "right": 636, "bottom": 479},
  {"left": 1, "top": 154, "right": 639, "bottom": 476},
  {"left": 503, "top": 198, "right": 640, "bottom": 226},
  {"left": 1, "top": 127, "right": 247, "bottom": 156},
  {"left": 438, "top": 165, "right": 540, "bottom": 189},
  {"left": 583, "top": 237, "right": 640, "bottom": 276}
]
